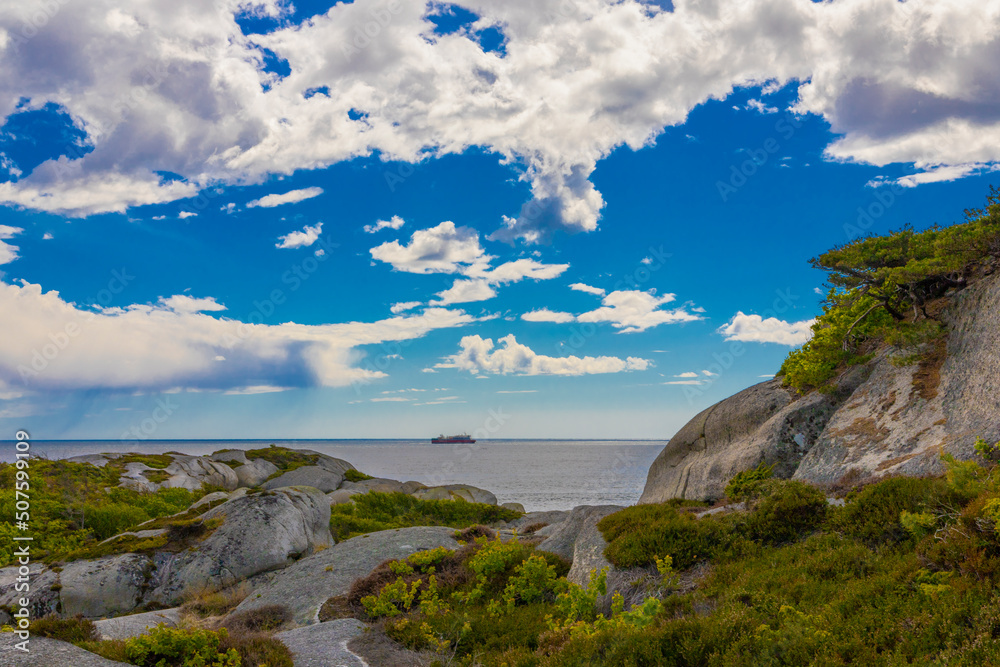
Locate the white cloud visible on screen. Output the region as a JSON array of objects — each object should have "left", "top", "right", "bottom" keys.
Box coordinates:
[
  {"left": 674, "top": 371, "right": 699, "bottom": 378},
  {"left": 717, "top": 312, "right": 816, "bottom": 346},
  {"left": 364, "top": 215, "right": 406, "bottom": 234},
  {"left": 0, "top": 279, "right": 481, "bottom": 393},
  {"left": 276, "top": 222, "right": 323, "bottom": 249},
  {"left": 247, "top": 187, "right": 324, "bottom": 209},
  {"left": 496, "top": 390, "right": 538, "bottom": 394},
  {"left": 663, "top": 380, "right": 704, "bottom": 386},
  {"left": 1, "top": 0, "right": 997, "bottom": 224},
  {"left": 42, "top": 233, "right": 53, "bottom": 240},
  {"left": 178, "top": 211, "right": 198, "bottom": 219},
  {"left": 0, "top": 225, "right": 22, "bottom": 265},
  {"left": 868, "top": 163, "right": 1000, "bottom": 189},
  {"left": 569, "top": 283, "right": 606, "bottom": 296},
  {"left": 521, "top": 309, "right": 575, "bottom": 323},
  {"left": 431, "top": 279, "right": 496, "bottom": 306},
  {"left": 577, "top": 290, "right": 702, "bottom": 333},
  {"left": 371, "top": 221, "right": 489, "bottom": 275},
  {"left": 745, "top": 99, "right": 778, "bottom": 114},
  {"left": 390, "top": 301, "right": 422, "bottom": 314},
  {"left": 470, "top": 259, "right": 569, "bottom": 285},
  {"left": 436, "top": 334, "right": 649, "bottom": 376},
  {"left": 370, "top": 396, "right": 413, "bottom": 402}
]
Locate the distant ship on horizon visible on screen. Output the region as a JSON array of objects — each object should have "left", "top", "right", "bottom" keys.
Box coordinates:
[{"left": 431, "top": 433, "right": 476, "bottom": 444}]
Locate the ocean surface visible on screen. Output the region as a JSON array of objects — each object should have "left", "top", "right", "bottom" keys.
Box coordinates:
[{"left": 4, "top": 440, "right": 665, "bottom": 512}]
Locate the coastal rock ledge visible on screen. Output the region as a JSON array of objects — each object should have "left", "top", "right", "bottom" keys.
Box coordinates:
[{"left": 641, "top": 269, "right": 1000, "bottom": 503}]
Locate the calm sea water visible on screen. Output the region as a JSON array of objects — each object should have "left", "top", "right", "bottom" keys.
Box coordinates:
[{"left": 3, "top": 440, "right": 665, "bottom": 512}]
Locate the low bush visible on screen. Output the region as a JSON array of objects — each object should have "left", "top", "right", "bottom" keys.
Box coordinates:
[
  {"left": 725, "top": 462, "right": 774, "bottom": 502},
  {"left": 329, "top": 491, "right": 520, "bottom": 542},
  {"left": 598, "top": 503, "right": 723, "bottom": 569},
  {"left": 123, "top": 626, "right": 240, "bottom": 667},
  {"left": 744, "top": 480, "right": 828, "bottom": 545},
  {"left": 343, "top": 468, "right": 374, "bottom": 483},
  {"left": 220, "top": 605, "right": 292, "bottom": 634},
  {"left": 242, "top": 445, "right": 318, "bottom": 473},
  {"left": 30, "top": 614, "right": 99, "bottom": 643},
  {"left": 182, "top": 584, "right": 251, "bottom": 619}
]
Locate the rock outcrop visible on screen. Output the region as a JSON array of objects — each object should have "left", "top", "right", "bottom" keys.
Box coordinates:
[
  {"left": 59, "top": 554, "right": 151, "bottom": 618},
  {"left": 233, "top": 526, "right": 460, "bottom": 625},
  {"left": 642, "top": 271, "right": 1000, "bottom": 502},
  {"left": 536, "top": 505, "right": 622, "bottom": 586},
  {"left": 149, "top": 486, "right": 332, "bottom": 606}
]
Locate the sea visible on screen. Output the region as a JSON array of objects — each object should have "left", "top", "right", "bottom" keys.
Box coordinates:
[{"left": 3, "top": 440, "right": 666, "bottom": 512}]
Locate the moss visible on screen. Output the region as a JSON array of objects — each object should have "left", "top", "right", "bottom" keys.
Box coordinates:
[
  {"left": 110, "top": 453, "right": 175, "bottom": 469},
  {"left": 343, "top": 468, "right": 374, "bottom": 483},
  {"left": 244, "top": 445, "right": 319, "bottom": 472},
  {"left": 141, "top": 470, "right": 171, "bottom": 483}
]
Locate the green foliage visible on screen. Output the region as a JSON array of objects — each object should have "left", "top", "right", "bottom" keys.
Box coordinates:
[
  {"left": 725, "top": 462, "right": 774, "bottom": 501},
  {"left": 242, "top": 445, "right": 318, "bottom": 472},
  {"left": 124, "top": 626, "right": 241, "bottom": 667},
  {"left": 827, "top": 475, "right": 962, "bottom": 546},
  {"left": 329, "top": 491, "right": 520, "bottom": 541},
  {"left": 30, "top": 615, "right": 99, "bottom": 643},
  {"left": 744, "top": 480, "right": 828, "bottom": 545},
  {"left": 343, "top": 468, "right": 374, "bottom": 482},
  {"left": 0, "top": 459, "right": 207, "bottom": 566},
  {"left": 598, "top": 503, "right": 723, "bottom": 569},
  {"left": 779, "top": 188, "right": 1000, "bottom": 392},
  {"left": 494, "top": 554, "right": 560, "bottom": 614}
]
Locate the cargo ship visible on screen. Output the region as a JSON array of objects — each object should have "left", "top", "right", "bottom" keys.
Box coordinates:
[{"left": 431, "top": 433, "right": 476, "bottom": 444}]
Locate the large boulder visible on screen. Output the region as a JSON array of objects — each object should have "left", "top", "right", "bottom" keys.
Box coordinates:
[
  {"left": 642, "top": 271, "right": 1000, "bottom": 501},
  {"left": 412, "top": 484, "right": 497, "bottom": 505},
  {"left": 536, "top": 505, "right": 622, "bottom": 587},
  {"left": 148, "top": 486, "right": 332, "bottom": 606},
  {"left": 59, "top": 554, "right": 152, "bottom": 618},
  {"left": 116, "top": 454, "right": 240, "bottom": 493},
  {"left": 210, "top": 450, "right": 280, "bottom": 487},
  {"left": 0, "top": 564, "right": 60, "bottom": 619},
  {"left": 233, "top": 526, "right": 460, "bottom": 625},
  {"left": 262, "top": 466, "right": 345, "bottom": 492}
]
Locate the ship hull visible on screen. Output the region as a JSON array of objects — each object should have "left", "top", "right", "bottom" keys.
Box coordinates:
[{"left": 431, "top": 437, "right": 476, "bottom": 444}]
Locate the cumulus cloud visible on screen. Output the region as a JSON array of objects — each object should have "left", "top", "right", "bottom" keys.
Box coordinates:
[
  {"left": 0, "top": 225, "right": 22, "bottom": 265},
  {"left": 364, "top": 215, "right": 406, "bottom": 234},
  {"left": 673, "top": 371, "right": 699, "bottom": 378},
  {"left": 276, "top": 222, "right": 323, "bottom": 249},
  {"left": 435, "top": 334, "right": 650, "bottom": 376},
  {"left": 717, "top": 312, "right": 816, "bottom": 346},
  {"left": 521, "top": 308, "right": 575, "bottom": 323},
  {"left": 2, "top": 0, "right": 996, "bottom": 228},
  {"left": 247, "top": 187, "right": 324, "bottom": 209},
  {"left": 431, "top": 279, "right": 497, "bottom": 306},
  {"left": 1, "top": 279, "right": 481, "bottom": 393},
  {"left": 577, "top": 290, "right": 702, "bottom": 333},
  {"left": 371, "top": 221, "right": 489, "bottom": 275}
]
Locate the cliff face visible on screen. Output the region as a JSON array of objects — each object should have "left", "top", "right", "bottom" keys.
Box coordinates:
[{"left": 641, "top": 271, "right": 1000, "bottom": 503}]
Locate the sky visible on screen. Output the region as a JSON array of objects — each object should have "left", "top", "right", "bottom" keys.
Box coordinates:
[{"left": 0, "top": 0, "right": 998, "bottom": 440}]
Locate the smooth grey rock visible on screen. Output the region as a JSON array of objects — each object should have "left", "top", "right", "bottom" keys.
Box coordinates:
[
  {"left": 211, "top": 451, "right": 281, "bottom": 487},
  {"left": 400, "top": 481, "right": 428, "bottom": 494},
  {"left": 149, "top": 486, "right": 332, "bottom": 606},
  {"left": 65, "top": 454, "right": 113, "bottom": 467},
  {"left": 275, "top": 619, "right": 368, "bottom": 667},
  {"left": 93, "top": 608, "right": 182, "bottom": 640},
  {"left": 189, "top": 491, "right": 231, "bottom": 512},
  {"left": 262, "top": 466, "right": 344, "bottom": 493},
  {"left": 412, "top": 484, "right": 497, "bottom": 505},
  {"left": 234, "top": 526, "right": 459, "bottom": 625},
  {"left": 164, "top": 455, "right": 239, "bottom": 491},
  {"left": 502, "top": 502, "right": 526, "bottom": 513},
  {"left": 209, "top": 450, "right": 248, "bottom": 465},
  {"left": 0, "top": 564, "right": 60, "bottom": 618},
  {"left": 536, "top": 505, "right": 622, "bottom": 587},
  {"left": 328, "top": 489, "right": 360, "bottom": 505},
  {"left": 511, "top": 510, "right": 569, "bottom": 532},
  {"left": 59, "top": 554, "right": 151, "bottom": 618},
  {"left": 642, "top": 271, "right": 1000, "bottom": 501},
  {"left": 0, "top": 634, "right": 132, "bottom": 666}
]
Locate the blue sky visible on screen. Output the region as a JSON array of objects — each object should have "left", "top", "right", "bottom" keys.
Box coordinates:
[{"left": 0, "top": 0, "right": 998, "bottom": 439}]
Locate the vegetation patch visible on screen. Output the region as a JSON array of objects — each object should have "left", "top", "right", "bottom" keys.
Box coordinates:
[
  {"left": 329, "top": 491, "right": 520, "bottom": 542},
  {"left": 343, "top": 468, "right": 374, "bottom": 483},
  {"left": 243, "top": 445, "right": 319, "bottom": 473},
  {"left": 0, "top": 460, "right": 214, "bottom": 565}
]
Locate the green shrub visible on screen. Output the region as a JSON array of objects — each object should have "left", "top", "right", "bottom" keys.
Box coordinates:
[
  {"left": 329, "top": 491, "right": 519, "bottom": 542},
  {"left": 828, "top": 476, "right": 960, "bottom": 546},
  {"left": 84, "top": 503, "right": 151, "bottom": 541},
  {"left": 598, "top": 503, "right": 722, "bottom": 570},
  {"left": 125, "top": 626, "right": 241, "bottom": 667},
  {"left": 30, "top": 614, "right": 99, "bottom": 643},
  {"left": 243, "top": 445, "right": 318, "bottom": 472},
  {"left": 744, "top": 480, "right": 828, "bottom": 545},
  {"left": 725, "top": 462, "right": 774, "bottom": 501},
  {"left": 343, "top": 469, "right": 374, "bottom": 483}
]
